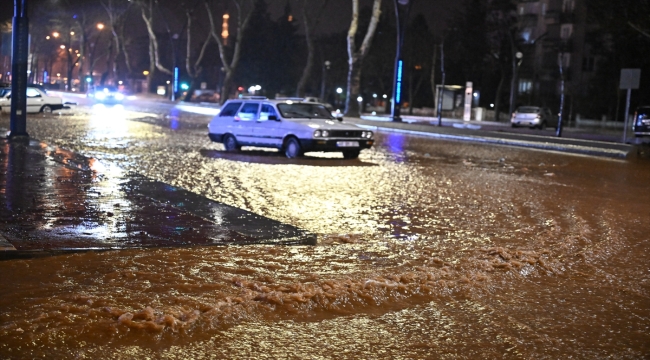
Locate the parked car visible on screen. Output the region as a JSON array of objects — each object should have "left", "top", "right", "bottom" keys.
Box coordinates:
[
  {"left": 633, "top": 106, "right": 650, "bottom": 137},
  {"left": 0, "top": 86, "right": 66, "bottom": 113},
  {"left": 511, "top": 106, "right": 556, "bottom": 129},
  {"left": 87, "top": 85, "right": 125, "bottom": 103},
  {"left": 208, "top": 97, "right": 374, "bottom": 158}
]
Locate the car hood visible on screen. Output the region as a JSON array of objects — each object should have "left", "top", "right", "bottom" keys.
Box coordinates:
[{"left": 287, "top": 118, "right": 362, "bottom": 130}]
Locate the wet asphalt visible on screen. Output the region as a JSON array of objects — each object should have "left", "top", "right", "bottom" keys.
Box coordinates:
[{"left": 0, "top": 98, "right": 647, "bottom": 257}]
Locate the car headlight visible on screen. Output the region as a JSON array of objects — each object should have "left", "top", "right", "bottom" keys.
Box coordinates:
[
  {"left": 321, "top": 130, "right": 329, "bottom": 137},
  {"left": 115, "top": 93, "right": 125, "bottom": 100},
  {"left": 361, "top": 131, "right": 373, "bottom": 139},
  {"left": 313, "top": 130, "right": 321, "bottom": 138},
  {"left": 95, "top": 92, "right": 106, "bottom": 100}
]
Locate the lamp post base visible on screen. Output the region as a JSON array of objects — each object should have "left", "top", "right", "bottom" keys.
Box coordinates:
[{"left": 7, "top": 132, "right": 30, "bottom": 141}]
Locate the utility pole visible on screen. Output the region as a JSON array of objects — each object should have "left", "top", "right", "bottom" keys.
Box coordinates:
[
  {"left": 390, "top": 0, "right": 413, "bottom": 122},
  {"left": 437, "top": 42, "right": 445, "bottom": 126},
  {"left": 8, "top": 0, "right": 30, "bottom": 139},
  {"left": 556, "top": 52, "right": 565, "bottom": 137}
]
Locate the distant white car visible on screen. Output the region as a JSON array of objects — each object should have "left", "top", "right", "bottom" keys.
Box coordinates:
[
  {"left": 208, "top": 97, "right": 374, "bottom": 158},
  {"left": 0, "top": 86, "right": 66, "bottom": 113},
  {"left": 511, "top": 106, "right": 556, "bottom": 129}
]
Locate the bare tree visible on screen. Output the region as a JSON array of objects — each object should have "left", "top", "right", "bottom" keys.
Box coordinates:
[
  {"left": 345, "top": 0, "right": 382, "bottom": 117},
  {"left": 182, "top": 3, "right": 213, "bottom": 101},
  {"left": 138, "top": 0, "right": 173, "bottom": 91},
  {"left": 295, "top": 0, "right": 329, "bottom": 98},
  {"left": 206, "top": 0, "right": 254, "bottom": 104},
  {"left": 101, "top": 0, "right": 134, "bottom": 83}
]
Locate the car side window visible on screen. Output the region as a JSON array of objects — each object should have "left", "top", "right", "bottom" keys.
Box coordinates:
[
  {"left": 237, "top": 103, "right": 260, "bottom": 121},
  {"left": 219, "top": 102, "right": 242, "bottom": 117},
  {"left": 259, "top": 104, "right": 277, "bottom": 121},
  {"left": 26, "top": 88, "right": 41, "bottom": 98}
]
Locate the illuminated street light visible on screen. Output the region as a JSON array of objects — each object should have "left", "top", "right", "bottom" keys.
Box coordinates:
[
  {"left": 46, "top": 35, "right": 50, "bottom": 40},
  {"left": 70, "top": 31, "right": 75, "bottom": 36},
  {"left": 143, "top": 70, "right": 150, "bottom": 76},
  {"left": 97, "top": 23, "right": 105, "bottom": 30},
  {"left": 60, "top": 45, "right": 66, "bottom": 49},
  {"left": 336, "top": 87, "right": 343, "bottom": 94},
  {"left": 52, "top": 31, "right": 60, "bottom": 38}
]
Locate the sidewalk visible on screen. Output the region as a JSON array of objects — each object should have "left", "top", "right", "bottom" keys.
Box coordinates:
[
  {"left": 351, "top": 115, "right": 642, "bottom": 159},
  {"left": 0, "top": 137, "right": 316, "bottom": 259}
]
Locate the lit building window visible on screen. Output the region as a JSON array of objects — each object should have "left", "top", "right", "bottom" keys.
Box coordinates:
[
  {"left": 518, "top": 79, "right": 533, "bottom": 94},
  {"left": 561, "top": 24, "right": 573, "bottom": 39}
]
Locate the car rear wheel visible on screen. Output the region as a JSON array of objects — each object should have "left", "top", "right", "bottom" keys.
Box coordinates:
[
  {"left": 223, "top": 134, "right": 240, "bottom": 152},
  {"left": 284, "top": 138, "right": 302, "bottom": 158},
  {"left": 343, "top": 150, "right": 360, "bottom": 159},
  {"left": 41, "top": 105, "right": 53, "bottom": 113}
]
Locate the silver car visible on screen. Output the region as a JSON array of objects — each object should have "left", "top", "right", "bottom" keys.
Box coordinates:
[
  {"left": 208, "top": 98, "right": 374, "bottom": 159},
  {"left": 511, "top": 106, "right": 556, "bottom": 129}
]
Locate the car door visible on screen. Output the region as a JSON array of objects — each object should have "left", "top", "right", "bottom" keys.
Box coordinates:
[
  {"left": 235, "top": 102, "right": 260, "bottom": 146},
  {"left": 253, "top": 104, "right": 284, "bottom": 147},
  {"left": 26, "top": 88, "right": 44, "bottom": 113}
]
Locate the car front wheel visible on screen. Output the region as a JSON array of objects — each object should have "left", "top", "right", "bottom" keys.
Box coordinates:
[
  {"left": 284, "top": 138, "right": 302, "bottom": 158},
  {"left": 223, "top": 134, "right": 240, "bottom": 152},
  {"left": 41, "top": 105, "right": 53, "bottom": 113}
]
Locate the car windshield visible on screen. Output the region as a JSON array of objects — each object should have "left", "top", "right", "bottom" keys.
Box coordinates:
[
  {"left": 277, "top": 103, "right": 332, "bottom": 119},
  {"left": 96, "top": 86, "right": 118, "bottom": 92},
  {"left": 517, "top": 107, "right": 540, "bottom": 113}
]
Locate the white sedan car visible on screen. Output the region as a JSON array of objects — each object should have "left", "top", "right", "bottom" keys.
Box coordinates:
[
  {"left": 511, "top": 106, "right": 557, "bottom": 129},
  {"left": 208, "top": 98, "right": 374, "bottom": 158},
  {"left": 0, "top": 86, "right": 66, "bottom": 113}
]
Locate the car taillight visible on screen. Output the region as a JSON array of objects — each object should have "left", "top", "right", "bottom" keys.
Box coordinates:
[{"left": 511, "top": 113, "right": 516, "bottom": 118}]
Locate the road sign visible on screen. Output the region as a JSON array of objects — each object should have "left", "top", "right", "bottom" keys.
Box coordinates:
[
  {"left": 620, "top": 68, "right": 640, "bottom": 90},
  {"left": 620, "top": 69, "right": 641, "bottom": 143}
]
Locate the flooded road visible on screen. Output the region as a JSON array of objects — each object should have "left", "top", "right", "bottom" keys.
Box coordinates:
[{"left": 1, "top": 104, "right": 649, "bottom": 358}]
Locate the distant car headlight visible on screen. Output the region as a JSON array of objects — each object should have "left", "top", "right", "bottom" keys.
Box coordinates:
[
  {"left": 95, "top": 92, "right": 106, "bottom": 100},
  {"left": 313, "top": 130, "right": 322, "bottom": 138},
  {"left": 115, "top": 93, "right": 125, "bottom": 100}
]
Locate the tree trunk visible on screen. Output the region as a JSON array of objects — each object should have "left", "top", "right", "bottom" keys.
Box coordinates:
[
  {"left": 345, "top": 0, "right": 381, "bottom": 117},
  {"left": 494, "top": 66, "right": 505, "bottom": 121},
  {"left": 345, "top": 56, "right": 362, "bottom": 116},
  {"left": 430, "top": 44, "right": 437, "bottom": 115}
]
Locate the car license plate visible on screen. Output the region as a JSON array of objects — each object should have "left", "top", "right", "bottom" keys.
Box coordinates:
[{"left": 337, "top": 141, "right": 359, "bottom": 147}]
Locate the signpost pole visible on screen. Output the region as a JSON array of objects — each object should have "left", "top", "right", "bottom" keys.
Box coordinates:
[
  {"left": 623, "top": 88, "right": 631, "bottom": 143},
  {"left": 619, "top": 68, "right": 641, "bottom": 143}
]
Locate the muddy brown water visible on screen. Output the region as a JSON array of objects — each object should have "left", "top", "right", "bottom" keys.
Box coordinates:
[{"left": 1, "top": 108, "right": 649, "bottom": 358}]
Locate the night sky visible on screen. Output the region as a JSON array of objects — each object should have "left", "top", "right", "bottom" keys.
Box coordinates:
[{"left": 0, "top": 0, "right": 456, "bottom": 36}]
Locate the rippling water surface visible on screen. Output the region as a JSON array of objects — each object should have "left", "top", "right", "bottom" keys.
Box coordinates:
[{"left": 1, "top": 107, "right": 649, "bottom": 358}]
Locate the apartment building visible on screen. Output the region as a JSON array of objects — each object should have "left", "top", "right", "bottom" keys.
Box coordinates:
[{"left": 515, "top": 0, "right": 595, "bottom": 114}]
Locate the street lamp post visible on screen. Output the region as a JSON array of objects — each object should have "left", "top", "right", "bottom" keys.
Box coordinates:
[
  {"left": 556, "top": 52, "right": 565, "bottom": 137},
  {"left": 320, "top": 60, "right": 330, "bottom": 102},
  {"left": 508, "top": 51, "right": 523, "bottom": 118},
  {"left": 8, "top": 0, "right": 30, "bottom": 139},
  {"left": 390, "top": 0, "right": 413, "bottom": 122}
]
